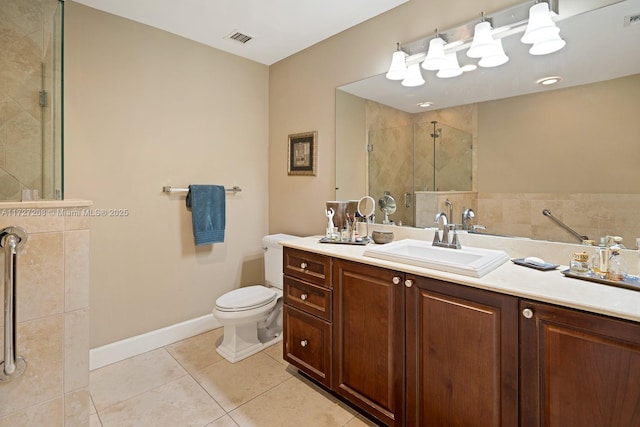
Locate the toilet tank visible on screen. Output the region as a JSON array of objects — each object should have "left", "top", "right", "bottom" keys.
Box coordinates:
[{"left": 262, "top": 234, "right": 299, "bottom": 289}]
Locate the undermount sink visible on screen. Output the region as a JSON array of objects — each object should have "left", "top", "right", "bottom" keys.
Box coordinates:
[{"left": 363, "top": 239, "right": 509, "bottom": 278}]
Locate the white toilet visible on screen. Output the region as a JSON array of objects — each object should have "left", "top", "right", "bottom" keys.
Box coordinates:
[{"left": 213, "top": 234, "right": 298, "bottom": 363}]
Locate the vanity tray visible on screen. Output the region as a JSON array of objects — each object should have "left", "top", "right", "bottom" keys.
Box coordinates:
[
  {"left": 561, "top": 269, "right": 640, "bottom": 292},
  {"left": 511, "top": 258, "right": 559, "bottom": 271},
  {"left": 319, "top": 237, "right": 369, "bottom": 245}
]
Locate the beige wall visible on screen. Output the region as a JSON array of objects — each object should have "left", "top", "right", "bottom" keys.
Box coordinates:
[
  {"left": 335, "top": 90, "right": 366, "bottom": 201},
  {"left": 65, "top": 3, "right": 269, "bottom": 347},
  {"left": 268, "top": 0, "right": 520, "bottom": 236},
  {"left": 478, "top": 73, "right": 640, "bottom": 193}
]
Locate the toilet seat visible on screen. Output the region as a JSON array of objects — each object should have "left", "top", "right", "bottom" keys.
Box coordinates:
[{"left": 215, "top": 285, "right": 277, "bottom": 312}]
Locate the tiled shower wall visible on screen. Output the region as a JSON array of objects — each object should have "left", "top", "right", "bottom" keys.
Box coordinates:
[
  {"left": 415, "top": 192, "right": 640, "bottom": 246},
  {"left": 0, "top": 0, "right": 60, "bottom": 200},
  {"left": 0, "top": 201, "right": 90, "bottom": 426},
  {"left": 477, "top": 192, "right": 640, "bottom": 246}
]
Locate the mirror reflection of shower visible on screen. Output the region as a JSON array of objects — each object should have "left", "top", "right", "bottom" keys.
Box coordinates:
[{"left": 367, "top": 119, "right": 472, "bottom": 227}]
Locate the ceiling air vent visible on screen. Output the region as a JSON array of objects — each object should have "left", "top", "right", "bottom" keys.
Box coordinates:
[
  {"left": 624, "top": 13, "right": 640, "bottom": 26},
  {"left": 225, "top": 31, "right": 253, "bottom": 44}
]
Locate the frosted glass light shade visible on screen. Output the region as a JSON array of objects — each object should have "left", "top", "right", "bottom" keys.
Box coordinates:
[
  {"left": 386, "top": 50, "right": 408, "bottom": 80},
  {"left": 529, "top": 33, "right": 566, "bottom": 55},
  {"left": 436, "top": 53, "right": 463, "bottom": 78},
  {"left": 401, "top": 63, "right": 425, "bottom": 87},
  {"left": 422, "top": 37, "right": 448, "bottom": 71},
  {"left": 478, "top": 39, "right": 509, "bottom": 67},
  {"left": 521, "top": 2, "right": 560, "bottom": 44},
  {"left": 467, "top": 21, "right": 499, "bottom": 59}
]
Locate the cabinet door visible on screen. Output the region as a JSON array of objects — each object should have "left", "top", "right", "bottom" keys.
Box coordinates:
[
  {"left": 520, "top": 300, "right": 640, "bottom": 427},
  {"left": 405, "top": 275, "right": 518, "bottom": 427},
  {"left": 333, "top": 260, "right": 405, "bottom": 427},
  {"left": 283, "top": 305, "right": 332, "bottom": 387}
]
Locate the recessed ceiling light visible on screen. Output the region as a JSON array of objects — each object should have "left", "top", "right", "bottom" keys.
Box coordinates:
[
  {"left": 536, "top": 76, "right": 561, "bottom": 86},
  {"left": 417, "top": 101, "right": 433, "bottom": 108},
  {"left": 461, "top": 64, "right": 477, "bottom": 72}
]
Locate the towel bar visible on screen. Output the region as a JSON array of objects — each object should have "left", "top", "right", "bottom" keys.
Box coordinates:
[{"left": 162, "top": 186, "right": 242, "bottom": 194}]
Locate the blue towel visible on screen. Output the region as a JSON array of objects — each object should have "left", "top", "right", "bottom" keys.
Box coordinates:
[{"left": 186, "top": 185, "right": 225, "bottom": 245}]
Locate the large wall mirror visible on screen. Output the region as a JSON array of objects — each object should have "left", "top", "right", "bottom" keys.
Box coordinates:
[
  {"left": 336, "top": 0, "right": 640, "bottom": 245},
  {"left": 1, "top": 0, "right": 64, "bottom": 201}
]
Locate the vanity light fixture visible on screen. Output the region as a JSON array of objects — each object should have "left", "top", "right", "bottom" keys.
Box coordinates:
[
  {"left": 522, "top": 1, "right": 566, "bottom": 55},
  {"left": 467, "top": 15, "right": 501, "bottom": 59},
  {"left": 385, "top": 1, "right": 564, "bottom": 85},
  {"left": 477, "top": 38, "right": 509, "bottom": 67},
  {"left": 386, "top": 43, "right": 408, "bottom": 80},
  {"left": 402, "top": 63, "right": 426, "bottom": 87},
  {"left": 422, "top": 30, "right": 448, "bottom": 71},
  {"left": 536, "top": 76, "right": 561, "bottom": 85},
  {"left": 436, "top": 52, "right": 464, "bottom": 78}
]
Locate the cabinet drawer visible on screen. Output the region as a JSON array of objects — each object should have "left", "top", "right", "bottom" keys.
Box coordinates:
[
  {"left": 283, "top": 248, "right": 331, "bottom": 288},
  {"left": 284, "top": 276, "right": 332, "bottom": 321},
  {"left": 283, "top": 305, "right": 332, "bottom": 387}
]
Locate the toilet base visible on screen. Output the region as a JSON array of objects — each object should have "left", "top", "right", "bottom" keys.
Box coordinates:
[{"left": 216, "top": 321, "right": 282, "bottom": 363}]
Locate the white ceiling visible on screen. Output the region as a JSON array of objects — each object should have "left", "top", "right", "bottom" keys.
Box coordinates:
[{"left": 71, "top": 0, "right": 409, "bottom": 65}]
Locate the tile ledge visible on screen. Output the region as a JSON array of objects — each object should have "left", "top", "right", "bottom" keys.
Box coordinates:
[{"left": 0, "top": 199, "right": 93, "bottom": 209}]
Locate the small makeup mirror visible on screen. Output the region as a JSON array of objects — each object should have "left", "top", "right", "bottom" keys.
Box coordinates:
[
  {"left": 378, "top": 194, "right": 397, "bottom": 224},
  {"left": 357, "top": 196, "right": 375, "bottom": 240}
]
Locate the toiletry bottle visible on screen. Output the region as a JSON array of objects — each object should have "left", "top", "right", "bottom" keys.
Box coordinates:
[
  {"left": 570, "top": 252, "right": 590, "bottom": 274},
  {"left": 607, "top": 246, "right": 627, "bottom": 281}
]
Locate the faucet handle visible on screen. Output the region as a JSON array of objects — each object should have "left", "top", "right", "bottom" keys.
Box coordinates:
[
  {"left": 470, "top": 224, "right": 486, "bottom": 233},
  {"left": 450, "top": 229, "right": 462, "bottom": 249}
]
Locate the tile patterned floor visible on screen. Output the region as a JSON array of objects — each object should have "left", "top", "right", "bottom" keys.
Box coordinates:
[{"left": 90, "top": 328, "right": 377, "bottom": 427}]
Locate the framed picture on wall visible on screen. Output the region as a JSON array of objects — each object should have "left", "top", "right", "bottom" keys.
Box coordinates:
[{"left": 287, "top": 131, "right": 317, "bottom": 176}]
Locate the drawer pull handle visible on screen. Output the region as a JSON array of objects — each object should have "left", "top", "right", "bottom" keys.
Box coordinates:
[
  {"left": 300, "top": 293, "right": 308, "bottom": 301},
  {"left": 404, "top": 279, "right": 413, "bottom": 288},
  {"left": 522, "top": 308, "right": 534, "bottom": 319},
  {"left": 300, "top": 340, "right": 308, "bottom": 347},
  {"left": 300, "top": 262, "right": 308, "bottom": 269},
  {"left": 392, "top": 276, "right": 401, "bottom": 285}
]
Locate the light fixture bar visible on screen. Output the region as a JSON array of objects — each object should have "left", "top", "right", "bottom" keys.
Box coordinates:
[{"left": 399, "top": 0, "right": 560, "bottom": 57}]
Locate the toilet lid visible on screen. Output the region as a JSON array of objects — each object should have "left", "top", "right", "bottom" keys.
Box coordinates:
[{"left": 215, "top": 285, "right": 277, "bottom": 312}]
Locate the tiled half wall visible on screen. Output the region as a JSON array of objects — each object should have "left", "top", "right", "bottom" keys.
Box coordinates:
[{"left": 0, "top": 201, "right": 91, "bottom": 426}]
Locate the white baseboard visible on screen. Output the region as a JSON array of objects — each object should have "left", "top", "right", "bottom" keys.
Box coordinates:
[{"left": 90, "top": 314, "right": 222, "bottom": 370}]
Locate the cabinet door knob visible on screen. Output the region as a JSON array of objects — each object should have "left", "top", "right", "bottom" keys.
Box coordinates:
[
  {"left": 300, "top": 340, "right": 308, "bottom": 347},
  {"left": 404, "top": 279, "right": 413, "bottom": 288},
  {"left": 300, "top": 293, "right": 308, "bottom": 301},
  {"left": 300, "top": 262, "right": 308, "bottom": 269},
  {"left": 392, "top": 276, "right": 401, "bottom": 285},
  {"left": 522, "top": 308, "right": 534, "bottom": 319}
]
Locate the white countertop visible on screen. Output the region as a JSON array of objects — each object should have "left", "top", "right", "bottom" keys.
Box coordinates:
[{"left": 282, "top": 235, "right": 640, "bottom": 323}]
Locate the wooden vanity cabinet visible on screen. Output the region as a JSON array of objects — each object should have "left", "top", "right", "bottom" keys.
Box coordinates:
[
  {"left": 405, "top": 275, "right": 519, "bottom": 427},
  {"left": 519, "top": 300, "right": 640, "bottom": 427},
  {"left": 332, "top": 259, "right": 405, "bottom": 427},
  {"left": 283, "top": 247, "right": 640, "bottom": 426},
  {"left": 283, "top": 249, "right": 333, "bottom": 387}
]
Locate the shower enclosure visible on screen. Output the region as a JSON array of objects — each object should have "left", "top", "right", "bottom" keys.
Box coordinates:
[
  {"left": 0, "top": 0, "right": 64, "bottom": 201},
  {"left": 368, "top": 120, "right": 472, "bottom": 227}
]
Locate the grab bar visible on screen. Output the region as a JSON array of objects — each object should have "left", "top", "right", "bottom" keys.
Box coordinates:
[
  {"left": 542, "top": 209, "right": 589, "bottom": 242},
  {"left": 0, "top": 226, "right": 28, "bottom": 382}
]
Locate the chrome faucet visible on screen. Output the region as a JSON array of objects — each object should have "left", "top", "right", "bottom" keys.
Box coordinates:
[
  {"left": 462, "top": 208, "right": 475, "bottom": 231},
  {"left": 444, "top": 199, "right": 453, "bottom": 221},
  {"left": 433, "top": 212, "right": 461, "bottom": 249}
]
